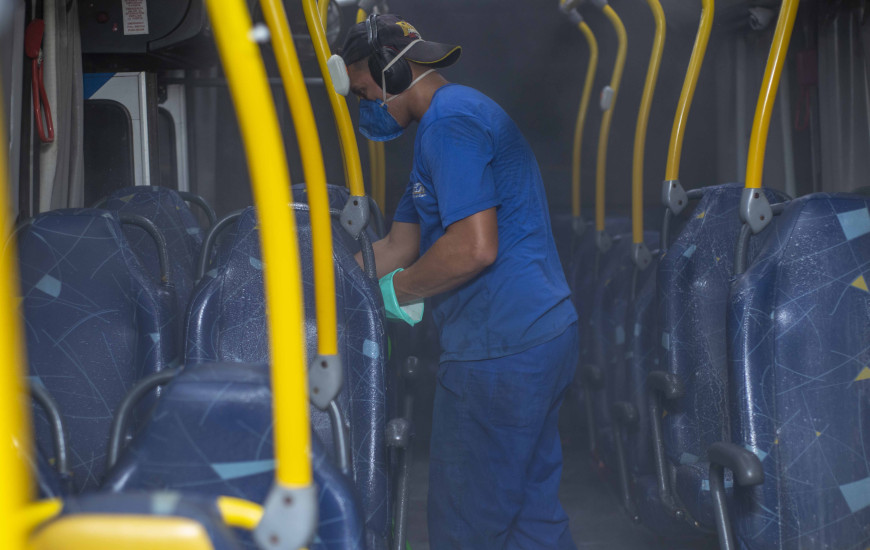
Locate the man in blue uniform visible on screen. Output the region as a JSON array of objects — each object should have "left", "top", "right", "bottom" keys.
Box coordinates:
[{"left": 341, "top": 14, "right": 579, "bottom": 549}]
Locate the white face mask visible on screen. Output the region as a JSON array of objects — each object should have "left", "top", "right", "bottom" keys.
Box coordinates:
[{"left": 380, "top": 38, "right": 436, "bottom": 103}]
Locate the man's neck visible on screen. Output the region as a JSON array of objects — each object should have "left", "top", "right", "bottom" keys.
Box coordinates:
[{"left": 405, "top": 71, "right": 450, "bottom": 123}]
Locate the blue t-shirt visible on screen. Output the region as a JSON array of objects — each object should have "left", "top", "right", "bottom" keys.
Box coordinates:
[{"left": 394, "top": 84, "right": 577, "bottom": 362}]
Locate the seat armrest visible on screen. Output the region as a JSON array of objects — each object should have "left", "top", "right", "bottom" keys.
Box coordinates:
[{"left": 708, "top": 441, "right": 764, "bottom": 487}]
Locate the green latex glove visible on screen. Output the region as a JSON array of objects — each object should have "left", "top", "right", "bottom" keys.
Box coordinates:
[{"left": 379, "top": 268, "right": 424, "bottom": 326}]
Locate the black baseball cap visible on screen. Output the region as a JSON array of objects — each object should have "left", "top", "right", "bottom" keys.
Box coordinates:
[{"left": 341, "top": 14, "right": 462, "bottom": 69}]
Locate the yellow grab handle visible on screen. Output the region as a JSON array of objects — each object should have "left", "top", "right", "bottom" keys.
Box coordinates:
[
  {"left": 302, "top": 0, "right": 366, "bottom": 198},
  {"left": 572, "top": 21, "right": 598, "bottom": 219},
  {"left": 632, "top": 0, "right": 666, "bottom": 245},
  {"left": 595, "top": 4, "right": 627, "bottom": 233},
  {"left": 318, "top": 0, "right": 330, "bottom": 27},
  {"left": 745, "top": 0, "right": 799, "bottom": 189},
  {"left": 204, "top": 0, "right": 312, "bottom": 487},
  {"left": 217, "top": 496, "right": 264, "bottom": 531},
  {"left": 665, "top": 0, "right": 713, "bottom": 181},
  {"left": 261, "top": 0, "right": 338, "bottom": 357},
  {"left": 0, "top": 74, "right": 35, "bottom": 550}
]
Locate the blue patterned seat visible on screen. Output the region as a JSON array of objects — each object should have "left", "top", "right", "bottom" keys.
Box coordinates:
[
  {"left": 103, "top": 363, "right": 365, "bottom": 550},
  {"left": 185, "top": 207, "right": 389, "bottom": 548},
  {"left": 18, "top": 209, "right": 179, "bottom": 493},
  {"left": 102, "top": 186, "right": 205, "bottom": 339},
  {"left": 32, "top": 491, "right": 244, "bottom": 549},
  {"left": 654, "top": 183, "right": 788, "bottom": 529},
  {"left": 727, "top": 193, "right": 870, "bottom": 549}
]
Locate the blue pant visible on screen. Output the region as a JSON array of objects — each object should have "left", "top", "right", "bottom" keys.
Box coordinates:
[{"left": 428, "top": 324, "right": 579, "bottom": 549}]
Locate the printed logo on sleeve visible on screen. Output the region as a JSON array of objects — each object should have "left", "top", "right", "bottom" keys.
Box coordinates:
[{"left": 412, "top": 182, "right": 427, "bottom": 199}]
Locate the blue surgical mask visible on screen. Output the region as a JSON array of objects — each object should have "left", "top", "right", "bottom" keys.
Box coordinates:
[
  {"left": 358, "top": 68, "right": 437, "bottom": 142},
  {"left": 359, "top": 98, "right": 405, "bottom": 142}
]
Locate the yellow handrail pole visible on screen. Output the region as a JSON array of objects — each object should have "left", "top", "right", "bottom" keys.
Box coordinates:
[
  {"left": 367, "top": 140, "right": 379, "bottom": 202},
  {"left": 665, "top": 0, "right": 713, "bottom": 182},
  {"left": 318, "top": 0, "right": 330, "bottom": 28},
  {"left": 262, "top": 0, "right": 338, "bottom": 357},
  {"left": 745, "top": 0, "right": 799, "bottom": 190},
  {"left": 573, "top": 21, "right": 598, "bottom": 220},
  {"left": 0, "top": 75, "right": 35, "bottom": 550},
  {"left": 204, "top": 0, "right": 312, "bottom": 495},
  {"left": 632, "top": 0, "right": 666, "bottom": 249},
  {"left": 594, "top": 3, "right": 627, "bottom": 238},
  {"left": 302, "top": 0, "right": 366, "bottom": 199}
]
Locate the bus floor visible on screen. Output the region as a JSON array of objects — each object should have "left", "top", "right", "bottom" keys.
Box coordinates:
[{"left": 404, "top": 360, "right": 718, "bottom": 549}]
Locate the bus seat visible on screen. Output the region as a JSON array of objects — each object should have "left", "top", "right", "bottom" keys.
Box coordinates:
[
  {"left": 290, "top": 183, "right": 385, "bottom": 241},
  {"left": 30, "top": 491, "right": 243, "bottom": 550},
  {"left": 18, "top": 209, "right": 179, "bottom": 493},
  {"left": 653, "top": 183, "right": 787, "bottom": 529},
  {"left": 103, "top": 186, "right": 205, "bottom": 338},
  {"left": 727, "top": 193, "right": 870, "bottom": 549},
  {"left": 185, "top": 207, "right": 390, "bottom": 547},
  {"left": 102, "top": 363, "right": 365, "bottom": 550}
]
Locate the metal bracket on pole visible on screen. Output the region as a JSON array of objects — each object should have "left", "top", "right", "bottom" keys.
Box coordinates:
[
  {"left": 739, "top": 188, "right": 773, "bottom": 234},
  {"left": 340, "top": 195, "right": 370, "bottom": 239},
  {"left": 572, "top": 215, "right": 587, "bottom": 238},
  {"left": 632, "top": 242, "right": 652, "bottom": 271},
  {"left": 596, "top": 230, "right": 613, "bottom": 254},
  {"left": 254, "top": 484, "right": 318, "bottom": 550},
  {"left": 662, "top": 179, "right": 689, "bottom": 216},
  {"left": 309, "top": 354, "right": 342, "bottom": 410}
]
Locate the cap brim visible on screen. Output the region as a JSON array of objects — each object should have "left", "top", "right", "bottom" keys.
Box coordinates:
[{"left": 405, "top": 41, "right": 462, "bottom": 68}]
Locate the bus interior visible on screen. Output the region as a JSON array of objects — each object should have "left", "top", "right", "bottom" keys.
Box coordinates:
[{"left": 0, "top": 0, "right": 869, "bottom": 549}]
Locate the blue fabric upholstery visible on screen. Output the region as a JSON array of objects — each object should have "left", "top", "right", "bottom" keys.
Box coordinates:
[
  {"left": 727, "top": 193, "right": 870, "bottom": 549},
  {"left": 185, "top": 207, "right": 389, "bottom": 546},
  {"left": 45, "top": 491, "right": 243, "bottom": 550},
  {"left": 656, "top": 184, "right": 788, "bottom": 526},
  {"left": 103, "top": 363, "right": 365, "bottom": 550},
  {"left": 18, "top": 209, "right": 179, "bottom": 493},
  {"left": 290, "top": 183, "right": 383, "bottom": 242},
  {"left": 587, "top": 230, "right": 658, "bottom": 471},
  {"left": 103, "top": 186, "right": 204, "bottom": 338}
]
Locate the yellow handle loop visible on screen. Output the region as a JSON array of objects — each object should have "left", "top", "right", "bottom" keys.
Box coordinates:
[
  {"left": 302, "top": 0, "right": 366, "bottom": 198},
  {"left": 572, "top": 22, "right": 598, "bottom": 219},
  {"left": 745, "top": 0, "right": 799, "bottom": 189},
  {"left": 595, "top": 4, "right": 627, "bottom": 233},
  {"left": 632, "top": 0, "right": 666, "bottom": 245},
  {"left": 261, "top": 0, "right": 338, "bottom": 357},
  {"left": 0, "top": 74, "right": 35, "bottom": 550},
  {"left": 217, "top": 496, "right": 264, "bottom": 531},
  {"left": 665, "top": 0, "right": 714, "bottom": 181},
  {"left": 318, "top": 0, "right": 330, "bottom": 27},
  {"left": 204, "top": 0, "right": 312, "bottom": 488}
]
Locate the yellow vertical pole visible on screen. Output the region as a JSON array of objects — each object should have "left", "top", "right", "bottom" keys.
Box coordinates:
[
  {"left": 0, "top": 77, "right": 35, "bottom": 550},
  {"left": 204, "top": 0, "right": 312, "bottom": 488},
  {"left": 572, "top": 21, "right": 598, "bottom": 220},
  {"left": 302, "top": 0, "right": 366, "bottom": 198},
  {"left": 745, "top": 0, "right": 799, "bottom": 189},
  {"left": 665, "top": 0, "right": 714, "bottom": 181},
  {"left": 318, "top": 0, "right": 330, "bottom": 28},
  {"left": 595, "top": 4, "right": 627, "bottom": 234},
  {"left": 261, "top": 0, "right": 338, "bottom": 356},
  {"left": 632, "top": 0, "right": 666, "bottom": 245}
]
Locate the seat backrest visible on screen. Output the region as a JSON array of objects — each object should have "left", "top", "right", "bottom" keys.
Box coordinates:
[
  {"left": 30, "top": 491, "right": 243, "bottom": 550},
  {"left": 18, "top": 209, "right": 178, "bottom": 493},
  {"left": 290, "top": 183, "right": 385, "bottom": 241},
  {"left": 103, "top": 186, "right": 204, "bottom": 337},
  {"left": 184, "top": 207, "right": 389, "bottom": 545},
  {"left": 657, "top": 183, "right": 788, "bottom": 467},
  {"left": 103, "top": 363, "right": 365, "bottom": 550},
  {"left": 728, "top": 193, "right": 870, "bottom": 549}
]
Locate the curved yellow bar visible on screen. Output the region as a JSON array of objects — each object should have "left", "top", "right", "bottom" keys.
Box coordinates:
[
  {"left": 204, "top": 0, "right": 312, "bottom": 487},
  {"left": 261, "top": 0, "right": 338, "bottom": 356},
  {"left": 632, "top": 0, "right": 666, "bottom": 244},
  {"left": 374, "top": 142, "right": 386, "bottom": 210},
  {"left": 217, "top": 496, "right": 264, "bottom": 531},
  {"left": 0, "top": 77, "right": 34, "bottom": 550},
  {"left": 665, "top": 0, "right": 713, "bottom": 181},
  {"left": 302, "top": 0, "right": 366, "bottom": 198},
  {"left": 572, "top": 21, "right": 598, "bottom": 219},
  {"left": 595, "top": 5, "right": 627, "bottom": 233},
  {"left": 18, "top": 499, "right": 62, "bottom": 537},
  {"left": 318, "top": 0, "right": 330, "bottom": 27},
  {"left": 745, "top": 0, "right": 799, "bottom": 189}
]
